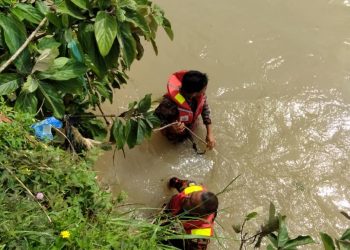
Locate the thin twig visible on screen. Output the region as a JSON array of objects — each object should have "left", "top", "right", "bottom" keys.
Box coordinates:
[
  {"left": 0, "top": 17, "right": 48, "bottom": 73},
  {"left": 51, "top": 127, "right": 76, "bottom": 156},
  {"left": 4, "top": 166, "right": 52, "bottom": 223},
  {"left": 35, "top": 98, "right": 45, "bottom": 116},
  {"left": 239, "top": 221, "right": 247, "bottom": 250},
  {"left": 216, "top": 174, "right": 241, "bottom": 197}
]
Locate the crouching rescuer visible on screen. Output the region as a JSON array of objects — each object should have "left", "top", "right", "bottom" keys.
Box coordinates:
[{"left": 165, "top": 177, "right": 219, "bottom": 250}]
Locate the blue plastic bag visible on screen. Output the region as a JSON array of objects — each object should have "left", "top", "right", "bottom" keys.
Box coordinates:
[{"left": 31, "top": 117, "right": 63, "bottom": 141}]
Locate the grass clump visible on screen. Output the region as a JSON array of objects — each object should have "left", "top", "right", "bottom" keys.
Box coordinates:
[{"left": 0, "top": 100, "right": 179, "bottom": 249}]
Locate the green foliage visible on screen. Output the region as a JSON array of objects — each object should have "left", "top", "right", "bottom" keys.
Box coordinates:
[
  {"left": 0, "top": 0, "right": 172, "bottom": 144},
  {"left": 320, "top": 212, "right": 350, "bottom": 250},
  {"left": 111, "top": 94, "right": 160, "bottom": 149},
  {"left": 0, "top": 103, "right": 179, "bottom": 249},
  {"left": 234, "top": 202, "right": 315, "bottom": 249}
]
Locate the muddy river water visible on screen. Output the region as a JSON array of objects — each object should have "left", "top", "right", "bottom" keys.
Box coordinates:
[{"left": 96, "top": 1, "right": 350, "bottom": 248}]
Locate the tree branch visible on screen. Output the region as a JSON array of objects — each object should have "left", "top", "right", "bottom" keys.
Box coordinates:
[{"left": 0, "top": 17, "right": 48, "bottom": 73}]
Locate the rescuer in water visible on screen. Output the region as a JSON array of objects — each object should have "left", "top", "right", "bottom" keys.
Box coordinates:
[
  {"left": 165, "top": 176, "right": 218, "bottom": 250},
  {"left": 155, "top": 70, "right": 216, "bottom": 150}
]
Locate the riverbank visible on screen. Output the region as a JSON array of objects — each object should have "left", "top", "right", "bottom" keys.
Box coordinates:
[{"left": 0, "top": 102, "right": 179, "bottom": 249}]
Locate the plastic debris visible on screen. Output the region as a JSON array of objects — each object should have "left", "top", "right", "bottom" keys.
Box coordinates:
[{"left": 31, "top": 117, "right": 63, "bottom": 141}]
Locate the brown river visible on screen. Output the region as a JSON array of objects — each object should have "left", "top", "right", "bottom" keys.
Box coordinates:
[{"left": 96, "top": 0, "right": 350, "bottom": 249}]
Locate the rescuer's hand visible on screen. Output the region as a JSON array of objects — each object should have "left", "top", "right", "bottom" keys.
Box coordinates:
[
  {"left": 206, "top": 134, "right": 216, "bottom": 150},
  {"left": 171, "top": 122, "right": 186, "bottom": 134}
]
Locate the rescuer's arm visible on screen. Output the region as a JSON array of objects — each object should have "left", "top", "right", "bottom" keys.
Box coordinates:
[
  {"left": 205, "top": 124, "right": 216, "bottom": 150},
  {"left": 201, "top": 99, "right": 216, "bottom": 149}
]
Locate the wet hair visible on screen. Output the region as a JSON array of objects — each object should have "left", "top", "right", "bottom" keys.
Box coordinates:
[
  {"left": 180, "top": 70, "right": 208, "bottom": 94},
  {"left": 197, "top": 192, "right": 218, "bottom": 216}
]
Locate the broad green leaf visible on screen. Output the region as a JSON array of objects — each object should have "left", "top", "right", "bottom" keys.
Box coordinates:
[
  {"left": 150, "top": 5, "right": 173, "bottom": 40},
  {"left": 38, "top": 82, "right": 65, "bottom": 118},
  {"left": 22, "top": 75, "right": 39, "bottom": 93},
  {"left": 152, "top": 4, "right": 164, "bottom": 25},
  {"left": 11, "top": 3, "right": 44, "bottom": 24},
  {"left": 245, "top": 211, "right": 258, "bottom": 221},
  {"left": 134, "top": 33, "right": 144, "bottom": 60},
  {"left": 338, "top": 240, "right": 350, "bottom": 250},
  {"left": 283, "top": 236, "right": 315, "bottom": 249},
  {"left": 141, "top": 118, "right": 152, "bottom": 139},
  {"left": 116, "top": 8, "right": 126, "bottom": 22},
  {"left": 46, "top": 13, "right": 62, "bottom": 28},
  {"left": 97, "top": 0, "right": 111, "bottom": 9},
  {"left": 267, "top": 245, "right": 276, "bottom": 250},
  {"left": 78, "top": 23, "right": 107, "bottom": 78},
  {"left": 38, "top": 58, "right": 86, "bottom": 81},
  {"left": 112, "top": 119, "right": 126, "bottom": 149},
  {"left": 37, "top": 37, "right": 61, "bottom": 51},
  {"left": 125, "top": 8, "right": 150, "bottom": 38},
  {"left": 341, "top": 229, "right": 350, "bottom": 241},
  {"left": 31, "top": 48, "right": 59, "bottom": 73},
  {"left": 162, "top": 17, "right": 173, "bottom": 40},
  {"left": 0, "top": 14, "right": 31, "bottom": 73},
  {"left": 136, "top": 118, "right": 146, "bottom": 145},
  {"left": 14, "top": 91, "right": 38, "bottom": 114},
  {"left": 150, "top": 38, "right": 158, "bottom": 55},
  {"left": 268, "top": 233, "right": 278, "bottom": 248},
  {"left": 0, "top": 73, "right": 21, "bottom": 95},
  {"left": 67, "top": 40, "right": 84, "bottom": 63},
  {"left": 56, "top": 0, "right": 85, "bottom": 19},
  {"left": 144, "top": 112, "right": 160, "bottom": 128},
  {"left": 51, "top": 77, "right": 85, "bottom": 95},
  {"left": 277, "top": 216, "right": 289, "bottom": 248},
  {"left": 320, "top": 232, "right": 336, "bottom": 250},
  {"left": 36, "top": 1, "right": 50, "bottom": 15},
  {"left": 138, "top": 94, "right": 151, "bottom": 113},
  {"left": 95, "top": 11, "right": 118, "bottom": 57},
  {"left": 126, "top": 119, "right": 138, "bottom": 148},
  {"left": 117, "top": 23, "right": 136, "bottom": 68},
  {"left": 94, "top": 81, "right": 113, "bottom": 103},
  {"left": 71, "top": 0, "right": 88, "bottom": 10},
  {"left": 104, "top": 40, "right": 120, "bottom": 69},
  {"left": 0, "top": 0, "right": 12, "bottom": 7},
  {"left": 148, "top": 15, "right": 159, "bottom": 39},
  {"left": 119, "top": 0, "right": 137, "bottom": 9},
  {"left": 124, "top": 118, "right": 131, "bottom": 139}
]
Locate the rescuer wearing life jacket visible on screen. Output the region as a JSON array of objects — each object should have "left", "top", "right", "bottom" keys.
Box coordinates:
[
  {"left": 155, "top": 70, "right": 216, "bottom": 149},
  {"left": 165, "top": 177, "right": 218, "bottom": 250}
]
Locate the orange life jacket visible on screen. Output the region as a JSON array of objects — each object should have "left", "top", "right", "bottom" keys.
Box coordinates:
[
  {"left": 168, "top": 184, "right": 215, "bottom": 237},
  {"left": 165, "top": 71, "right": 206, "bottom": 126}
]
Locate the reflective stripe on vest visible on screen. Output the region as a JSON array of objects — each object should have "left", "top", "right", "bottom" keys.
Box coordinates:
[
  {"left": 175, "top": 93, "right": 185, "bottom": 104},
  {"left": 190, "top": 228, "right": 212, "bottom": 237},
  {"left": 183, "top": 185, "right": 203, "bottom": 195},
  {"left": 166, "top": 71, "right": 205, "bottom": 125}
]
